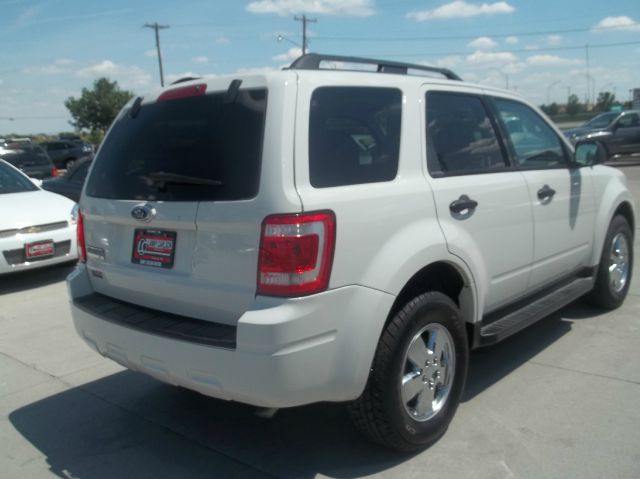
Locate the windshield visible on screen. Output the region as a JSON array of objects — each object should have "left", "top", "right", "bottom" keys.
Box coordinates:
[
  {"left": 0, "top": 161, "right": 39, "bottom": 194},
  {"left": 0, "top": 144, "right": 52, "bottom": 166},
  {"left": 584, "top": 112, "right": 618, "bottom": 129},
  {"left": 86, "top": 88, "right": 267, "bottom": 201}
]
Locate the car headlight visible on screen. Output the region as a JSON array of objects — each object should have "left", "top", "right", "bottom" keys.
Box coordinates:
[{"left": 70, "top": 203, "right": 79, "bottom": 225}]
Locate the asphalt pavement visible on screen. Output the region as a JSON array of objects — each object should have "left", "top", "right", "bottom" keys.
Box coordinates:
[{"left": 1, "top": 164, "right": 639, "bottom": 479}]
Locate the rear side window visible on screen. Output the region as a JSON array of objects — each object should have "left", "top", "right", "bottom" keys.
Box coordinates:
[
  {"left": 426, "top": 92, "right": 506, "bottom": 176},
  {"left": 309, "top": 87, "right": 401, "bottom": 188},
  {"left": 86, "top": 88, "right": 267, "bottom": 201}
]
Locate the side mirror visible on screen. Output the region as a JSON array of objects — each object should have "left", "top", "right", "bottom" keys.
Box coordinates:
[{"left": 574, "top": 141, "right": 606, "bottom": 167}]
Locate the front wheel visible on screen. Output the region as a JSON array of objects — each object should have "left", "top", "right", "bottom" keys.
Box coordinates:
[
  {"left": 348, "top": 291, "right": 468, "bottom": 451},
  {"left": 586, "top": 215, "right": 634, "bottom": 309}
]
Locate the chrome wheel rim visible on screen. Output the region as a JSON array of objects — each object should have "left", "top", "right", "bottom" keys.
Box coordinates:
[
  {"left": 401, "top": 323, "right": 455, "bottom": 422},
  {"left": 609, "top": 233, "right": 630, "bottom": 293}
]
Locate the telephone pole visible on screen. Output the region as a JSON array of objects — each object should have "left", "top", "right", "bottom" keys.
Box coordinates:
[
  {"left": 294, "top": 14, "right": 316, "bottom": 55},
  {"left": 144, "top": 22, "right": 169, "bottom": 87}
]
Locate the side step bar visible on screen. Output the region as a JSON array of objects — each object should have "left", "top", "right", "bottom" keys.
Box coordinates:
[{"left": 477, "top": 276, "right": 595, "bottom": 347}]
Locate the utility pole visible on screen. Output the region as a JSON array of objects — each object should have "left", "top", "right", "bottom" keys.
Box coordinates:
[
  {"left": 294, "top": 14, "right": 316, "bottom": 55},
  {"left": 585, "top": 44, "right": 590, "bottom": 110},
  {"left": 144, "top": 22, "right": 169, "bottom": 87}
]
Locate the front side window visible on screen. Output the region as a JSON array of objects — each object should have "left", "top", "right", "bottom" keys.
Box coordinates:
[
  {"left": 493, "top": 98, "right": 567, "bottom": 168},
  {"left": 309, "top": 87, "right": 401, "bottom": 187},
  {"left": 426, "top": 92, "right": 506, "bottom": 175}
]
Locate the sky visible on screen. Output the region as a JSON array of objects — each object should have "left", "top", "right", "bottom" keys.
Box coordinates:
[{"left": 1, "top": 0, "right": 639, "bottom": 134}]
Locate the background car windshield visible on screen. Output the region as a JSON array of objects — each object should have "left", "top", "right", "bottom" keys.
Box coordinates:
[
  {"left": 585, "top": 112, "right": 618, "bottom": 129},
  {"left": 85, "top": 88, "right": 267, "bottom": 201},
  {"left": 0, "top": 161, "right": 38, "bottom": 194},
  {"left": 0, "top": 145, "right": 51, "bottom": 166}
]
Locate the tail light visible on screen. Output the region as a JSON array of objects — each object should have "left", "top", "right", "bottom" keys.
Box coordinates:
[
  {"left": 257, "top": 211, "right": 336, "bottom": 297},
  {"left": 77, "top": 209, "right": 87, "bottom": 263},
  {"left": 52, "top": 166, "right": 58, "bottom": 177}
]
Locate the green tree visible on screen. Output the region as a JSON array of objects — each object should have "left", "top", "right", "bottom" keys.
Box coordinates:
[
  {"left": 595, "top": 91, "right": 615, "bottom": 112},
  {"left": 566, "top": 94, "right": 583, "bottom": 117},
  {"left": 65, "top": 78, "right": 133, "bottom": 135}
]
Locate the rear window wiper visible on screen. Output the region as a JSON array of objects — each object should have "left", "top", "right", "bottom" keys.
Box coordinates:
[{"left": 141, "top": 171, "right": 223, "bottom": 188}]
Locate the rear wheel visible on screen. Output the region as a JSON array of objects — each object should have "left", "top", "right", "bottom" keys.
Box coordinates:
[
  {"left": 348, "top": 291, "right": 468, "bottom": 451},
  {"left": 586, "top": 215, "right": 633, "bottom": 309}
]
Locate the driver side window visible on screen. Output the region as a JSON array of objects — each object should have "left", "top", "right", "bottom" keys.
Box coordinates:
[{"left": 493, "top": 98, "right": 568, "bottom": 169}]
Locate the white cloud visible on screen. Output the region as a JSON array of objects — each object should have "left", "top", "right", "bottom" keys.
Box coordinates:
[
  {"left": 246, "top": 0, "right": 375, "bottom": 17},
  {"left": 505, "top": 36, "right": 518, "bottom": 44},
  {"left": 23, "top": 59, "right": 75, "bottom": 75},
  {"left": 273, "top": 47, "right": 302, "bottom": 62},
  {"left": 144, "top": 49, "right": 157, "bottom": 57},
  {"left": 215, "top": 36, "right": 230, "bottom": 44},
  {"left": 467, "top": 36, "right": 496, "bottom": 49},
  {"left": 192, "top": 56, "right": 209, "bottom": 64},
  {"left": 526, "top": 55, "right": 582, "bottom": 66},
  {"left": 431, "top": 55, "right": 463, "bottom": 69},
  {"left": 234, "top": 66, "right": 278, "bottom": 75},
  {"left": 466, "top": 50, "right": 517, "bottom": 65},
  {"left": 546, "top": 34, "right": 562, "bottom": 45},
  {"left": 592, "top": 16, "right": 640, "bottom": 33},
  {"left": 76, "top": 60, "right": 152, "bottom": 87},
  {"left": 408, "top": 1, "right": 515, "bottom": 21}
]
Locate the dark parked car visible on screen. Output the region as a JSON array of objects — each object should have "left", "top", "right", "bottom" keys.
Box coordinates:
[
  {"left": 564, "top": 110, "right": 640, "bottom": 159},
  {"left": 41, "top": 140, "right": 93, "bottom": 170},
  {"left": 41, "top": 157, "right": 91, "bottom": 202},
  {"left": 0, "top": 143, "right": 57, "bottom": 179}
]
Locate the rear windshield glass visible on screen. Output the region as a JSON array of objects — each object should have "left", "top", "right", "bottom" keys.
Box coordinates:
[
  {"left": 309, "top": 87, "right": 401, "bottom": 188},
  {"left": 86, "top": 88, "right": 267, "bottom": 201},
  {"left": 0, "top": 161, "right": 38, "bottom": 193},
  {"left": 1, "top": 146, "right": 51, "bottom": 166}
]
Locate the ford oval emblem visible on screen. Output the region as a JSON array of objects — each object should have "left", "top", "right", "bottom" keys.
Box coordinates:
[{"left": 131, "top": 205, "right": 155, "bottom": 222}]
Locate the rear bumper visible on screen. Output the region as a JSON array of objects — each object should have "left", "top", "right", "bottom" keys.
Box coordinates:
[{"left": 68, "top": 265, "right": 394, "bottom": 407}]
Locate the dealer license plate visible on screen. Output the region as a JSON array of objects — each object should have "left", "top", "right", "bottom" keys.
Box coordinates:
[
  {"left": 131, "top": 229, "right": 177, "bottom": 269},
  {"left": 25, "top": 240, "right": 54, "bottom": 259}
]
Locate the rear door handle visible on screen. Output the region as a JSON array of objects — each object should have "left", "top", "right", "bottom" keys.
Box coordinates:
[
  {"left": 449, "top": 195, "right": 478, "bottom": 214},
  {"left": 537, "top": 184, "right": 556, "bottom": 201}
]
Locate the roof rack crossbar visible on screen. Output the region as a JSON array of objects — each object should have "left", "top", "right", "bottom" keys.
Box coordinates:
[{"left": 288, "top": 53, "right": 462, "bottom": 81}]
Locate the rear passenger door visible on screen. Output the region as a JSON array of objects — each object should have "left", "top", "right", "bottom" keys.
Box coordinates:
[
  {"left": 491, "top": 97, "right": 596, "bottom": 289},
  {"left": 424, "top": 89, "right": 534, "bottom": 312},
  {"left": 608, "top": 112, "right": 640, "bottom": 155}
]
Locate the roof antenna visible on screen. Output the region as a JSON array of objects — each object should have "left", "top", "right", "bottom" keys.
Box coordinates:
[
  {"left": 224, "top": 79, "right": 242, "bottom": 104},
  {"left": 129, "top": 97, "right": 143, "bottom": 119}
]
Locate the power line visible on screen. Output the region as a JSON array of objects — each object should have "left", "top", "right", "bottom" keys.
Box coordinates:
[
  {"left": 314, "top": 21, "right": 640, "bottom": 42},
  {"left": 358, "top": 40, "right": 640, "bottom": 59},
  {"left": 144, "top": 22, "right": 169, "bottom": 87}
]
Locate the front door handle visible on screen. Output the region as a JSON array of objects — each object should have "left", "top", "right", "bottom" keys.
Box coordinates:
[
  {"left": 449, "top": 195, "right": 478, "bottom": 214},
  {"left": 537, "top": 184, "right": 556, "bottom": 201}
]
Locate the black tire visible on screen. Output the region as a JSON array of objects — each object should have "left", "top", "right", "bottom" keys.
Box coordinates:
[
  {"left": 348, "top": 291, "right": 468, "bottom": 451},
  {"left": 586, "top": 215, "right": 634, "bottom": 309}
]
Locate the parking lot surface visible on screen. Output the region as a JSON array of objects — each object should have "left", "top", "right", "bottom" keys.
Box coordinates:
[{"left": 1, "top": 165, "right": 639, "bottom": 479}]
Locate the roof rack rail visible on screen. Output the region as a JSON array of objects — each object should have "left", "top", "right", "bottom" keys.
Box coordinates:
[{"left": 288, "top": 53, "right": 462, "bottom": 81}]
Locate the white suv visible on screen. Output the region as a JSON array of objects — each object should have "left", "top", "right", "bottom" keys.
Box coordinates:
[{"left": 68, "top": 54, "right": 635, "bottom": 451}]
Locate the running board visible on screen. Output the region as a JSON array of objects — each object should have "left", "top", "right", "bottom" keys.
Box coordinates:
[{"left": 477, "top": 276, "right": 595, "bottom": 347}]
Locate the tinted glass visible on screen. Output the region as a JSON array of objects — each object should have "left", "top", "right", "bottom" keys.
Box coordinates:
[
  {"left": 0, "top": 145, "right": 51, "bottom": 166},
  {"left": 68, "top": 161, "right": 90, "bottom": 182},
  {"left": 86, "top": 89, "right": 267, "bottom": 201},
  {"left": 426, "top": 92, "right": 506, "bottom": 175},
  {"left": 309, "top": 87, "right": 401, "bottom": 187},
  {"left": 617, "top": 113, "right": 639, "bottom": 128},
  {"left": 493, "top": 98, "right": 567, "bottom": 168},
  {"left": 0, "top": 161, "right": 38, "bottom": 194},
  {"left": 585, "top": 112, "right": 617, "bottom": 129}
]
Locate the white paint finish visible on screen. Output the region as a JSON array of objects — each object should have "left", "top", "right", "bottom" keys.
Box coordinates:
[{"left": 523, "top": 167, "right": 597, "bottom": 288}]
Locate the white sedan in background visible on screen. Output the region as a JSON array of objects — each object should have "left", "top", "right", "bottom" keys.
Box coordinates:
[{"left": 0, "top": 159, "right": 78, "bottom": 274}]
